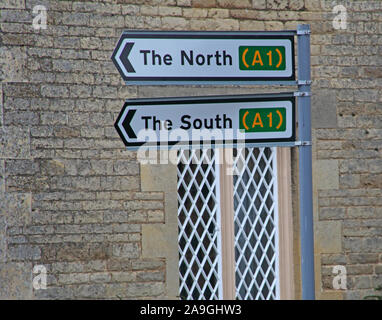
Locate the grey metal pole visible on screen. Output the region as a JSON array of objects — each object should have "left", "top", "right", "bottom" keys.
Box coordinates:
[{"left": 297, "top": 24, "right": 315, "bottom": 300}]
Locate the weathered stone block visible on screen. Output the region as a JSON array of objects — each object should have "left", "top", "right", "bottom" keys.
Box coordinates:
[
  {"left": 217, "top": 0, "right": 251, "bottom": 8},
  {"left": 106, "top": 282, "right": 164, "bottom": 298},
  {"left": 158, "top": 6, "right": 182, "bottom": 16},
  {"left": 3, "top": 83, "right": 40, "bottom": 99},
  {"left": 360, "top": 174, "right": 382, "bottom": 189},
  {"left": 339, "top": 159, "right": 368, "bottom": 174},
  {"left": 54, "top": 37, "right": 81, "bottom": 49},
  {"left": 252, "top": 0, "right": 266, "bottom": 9},
  {"left": 0, "top": 160, "right": 5, "bottom": 193},
  {"left": 192, "top": 0, "right": 216, "bottom": 8},
  {"left": 61, "top": 12, "right": 90, "bottom": 26},
  {"left": 58, "top": 273, "right": 89, "bottom": 285},
  {"left": 106, "top": 233, "right": 129, "bottom": 243},
  {"left": 89, "top": 272, "right": 111, "bottom": 283},
  {"left": 8, "top": 245, "right": 41, "bottom": 261},
  {"left": 0, "top": 262, "right": 33, "bottom": 299},
  {"left": 315, "top": 221, "right": 342, "bottom": 253},
  {"left": 343, "top": 290, "right": 362, "bottom": 300},
  {"left": 371, "top": 275, "right": 382, "bottom": 288},
  {"left": 346, "top": 265, "right": 374, "bottom": 276},
  {"left": 162, "top": 16, "right": 189, "bottom": 29},
  {"left": 131, "top": 259, "right": 165, "bottom": 271},
  {"left": 0, "top": 46, "right": 27, "bottom": 82},
  {"left": 0, "top": 192, "right": 31, "bottom": 226},
  {"left": 127, "top": 282, "right": 164, "bottom": 297},
  {"left": 111, "top": 271, "right": 136, "bottom": 282},
  {"left": 321, "top": 253, "right": 347, "bottom": 265},
  {"left": 123, "top": 200, "right": 163, "bottom": 211},
  {"left": 103, "top": 211, "right": 129, "bottom": 223},
  {"left": 75, "top": 284, "right": 106, "bottom": 299},
  {"left": 207, "top": 8, "right": 228, "bottom": 18},
  {"left": 348, "top": 207, "right": 376, "bottom": 219},
  {"left": 319, "top": 207, "right": 346, "bottom": 220},
  {"left": 51, "top": 261, "right": 83, "bottom": 273},
  {"left": 52, "top": 243, "right": 86, "bottom": 261},
  {"left": 112, "top": 243, "right": 140, "bottom": 258},
  {"left": 183, "top": 7, "right": 208, "bottom": 18},
  {"left": 339, "top": 174, "right": 360, "bottom": 188},
  {"left": 92, "top": 86, "right": 118, "bottom": 99},
  {"left": 355, "top": 89, "right": 379, "bottom": 102},
  {"left": 177, "top": 0, "right": 191, "bottom": 6},
  {"left": 40, "top": 112, "right": 67, "bottom": 126},
  {"left": 267, "top": 0, "right": 288, "bottom": 10},
  {"left": 375, "top": 265, "right": 382, "bottom": 274},
  {"left": 133, "top": 192, "right": 164, "bottom": 200},
  {"left": 349, "top": 253, "right": 379, "bottom": 264},
  {"left": 147, "top": 210, "right": 165, "bottom": 223},
  {"left": 83, "top": 260, "right": 107, "bottom": 272},
  {"left": 288, "top": 0, "right": 304, "bottom": 10},
  {"left": 344, "top": 237, "right": 382, "bottom": 253},
  {"left": 0, "top": 0, "right": 25, "bottom": 8},
  {"left": 136, "top": 271, "right": 165, "bottom": 282},
  {"left": 314, "top": 159, "right": 339, "bottom": 190},
  {"left": 312, "top": 89, "right": 338, "bottom": 128},
  {"left": 73, "top": 211, "right": 103, "bottom": 224},
  {"left": 121, "top": 4, "right": 140, "bottom": 15},
  {"left": 352, "top": 276, "right": 371, "bottom": 290},
  {"left": 118, "top": 176, "right": 140, "bottom": 191},
  {"left": 5, "top": 159, "right": 39, "bottom": 176},
  {"left": 41, "top": 85, "right": 69, "bottom": 98},
  {"left": 264, "top": 20, "right": 284, "bottom": 30},
  {"left": 52, "top": 59, "right": 82, "bottom": 73},
  {"left": 112, "top": 224, "right": 141, "bottom": 234},
  {"left": 239, "top": 20, "right": 265, "bottom": 30},
  {"left": 89, "top": 14, "right": 124, "bottom": 28}
]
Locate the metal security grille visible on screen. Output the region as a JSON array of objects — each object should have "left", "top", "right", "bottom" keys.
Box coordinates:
[
  {"left": 177, "top": 149, "right": 222, "bottom": 300},
  {"left": 233, "top": 147, "right": 279, "bottom": 300},
  {"left": 177, "top": 147, "right": 279, "bottom": 300}
]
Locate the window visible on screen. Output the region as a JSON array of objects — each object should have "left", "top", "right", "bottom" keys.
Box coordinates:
[{"left": 177, "top": 147, "right": 294, "bottom": 300}]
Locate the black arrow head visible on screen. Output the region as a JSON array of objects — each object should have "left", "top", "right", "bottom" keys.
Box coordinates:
[
  {"left": 111, "top": 35, "right": 136, "bottom": 81},
  {"left": 120, "top": 42, "right": 136, "bottom": 73},
  {"left": 122, "top": 109, "right": 137, "bottom": 139}
]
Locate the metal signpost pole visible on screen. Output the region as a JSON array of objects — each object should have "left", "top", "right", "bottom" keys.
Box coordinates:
[{"left": 297, "top": 24, "right": 315, "bottom": 299}]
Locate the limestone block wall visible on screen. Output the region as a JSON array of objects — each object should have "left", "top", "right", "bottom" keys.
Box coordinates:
[{"left": 0, "top": 0, "right": 381, "bottom": 299}]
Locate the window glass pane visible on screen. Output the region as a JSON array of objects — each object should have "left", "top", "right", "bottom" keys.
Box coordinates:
[
  {"left": 233, "top": 147, "right": 279, "bottom": 300},
  {"left": 177, "top": 149, "right": 222, "bottom": 300}
]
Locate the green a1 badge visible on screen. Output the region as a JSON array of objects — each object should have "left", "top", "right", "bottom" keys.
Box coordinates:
[
  {"left": 239, "top": 46, "right": 286, "bottom": 71},
  {"left": 239, "top": 107, "right": 286, "bottom": 132}
]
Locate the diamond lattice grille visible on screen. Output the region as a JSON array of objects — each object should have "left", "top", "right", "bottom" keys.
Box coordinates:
[
  {"left": 233, "top": 147, "right": 279, "bottom": 300},
  {"left": 177, "top": 147, "right": 279, "bottom": 300},
  {"left": 177, "top": 149, "right": 222, "bottom": 300}
]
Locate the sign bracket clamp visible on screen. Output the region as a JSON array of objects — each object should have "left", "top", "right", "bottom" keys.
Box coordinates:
[
  {"left": 297, "top": 80, "right": 312, "bottom": 86},
  {"left": 294, "top": 91, "right": 311, "bottom": 97}
]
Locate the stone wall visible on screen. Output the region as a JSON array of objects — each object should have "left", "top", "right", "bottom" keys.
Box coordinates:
[{"left": 0, "top": 0, "right": 381, "bottom": 299}]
